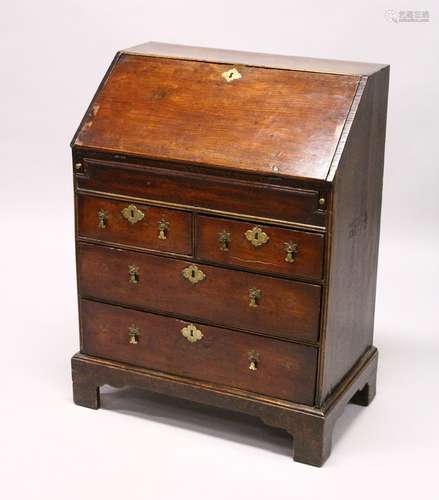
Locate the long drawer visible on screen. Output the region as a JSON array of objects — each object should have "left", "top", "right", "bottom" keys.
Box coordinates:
[
  {"left": 76, "top": 159, "right": 327, "bottom": 227},
  {"left": 80, "top": 299, "right": 318, "bottom": 404},
  {"left": 77, "top": 243, "right": 322, "bottom": 343}
]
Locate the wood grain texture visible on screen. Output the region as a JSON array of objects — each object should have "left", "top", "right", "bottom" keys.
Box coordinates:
[
  {"left": 77, "top": 243, "right": 322, "bottom": 343},
  {"left": 125, "top": 42, "right": 388, "bottom": 77},
  {"left": 77, "top": 159, "right": 326, "bottom": 227},
  {"left": 80, "top": 299, "right": 318, "bottom": 404},
  {"left": 71, "top": 44, "right": 389, "bottom": 465},
  {"left": 196, "top": 214, "right": 324, "bottom": 280},
  {"left": 319, "top": 67, "right": 389, "bottom": 402},
  {"left": 73, "top": 54, "right": 360, "bottom": 180},
  {"left": 77, "top": 194, "right": 192, "bottom": 256}
]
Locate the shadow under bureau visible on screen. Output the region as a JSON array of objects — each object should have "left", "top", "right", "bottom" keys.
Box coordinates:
[{"left": 71, "top": 42, "right": 389, "bottom": 466}]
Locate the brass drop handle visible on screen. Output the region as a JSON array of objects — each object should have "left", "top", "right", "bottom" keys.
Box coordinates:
[
  {"left": 245, "top": 226, "right": 269, "bottom": 247},
  {"left": 128, "top": 325, "right": 139, "bottom": 344},
  {"left": 121, "top": 204, "right": 145, "bottom": 224},
  {"left": 128, "top": 265, "right": 140, "bottom": 284},
  {"left": 218, "top": 229, "right": 231, "bottom": 251},
  {"left": 249, "top": 287, "right": 261, "bottom": 308},
  {"left": 181, "top": 323, "right": 203, "bottom": 343},
  {"left": 248, "top": 351, "right": 260, "bottom": 371},
  {"left": 284, "top": 242, "right": 298, "bottom": 263},
  {"left": 158, "top": 218, "right": 170, "bottom": 240},
  {"left": 182, "top": 264, "right": 206, "bottom": 284},
  {"left": 97, "top": 209, "right": 107, "bottom": 229}
]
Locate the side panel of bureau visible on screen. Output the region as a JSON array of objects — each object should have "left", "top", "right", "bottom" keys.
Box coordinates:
[
  {"left": 80, "top": 299, "right": 318, "bottom": 405},
  {"left": 77, "top": 243, "right": 322, "bottom": 343},
  {"left": 319, "top": 68, "right": 389, "bottom": 403}
]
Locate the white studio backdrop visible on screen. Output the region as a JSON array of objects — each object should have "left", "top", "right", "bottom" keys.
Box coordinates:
[{"left": 1, "top": 1, "right": 438, "bottom": 499}]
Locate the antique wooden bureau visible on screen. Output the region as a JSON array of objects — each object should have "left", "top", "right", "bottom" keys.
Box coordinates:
[{"left": 71, "top": 42, "right": 389, "bottom": 466}]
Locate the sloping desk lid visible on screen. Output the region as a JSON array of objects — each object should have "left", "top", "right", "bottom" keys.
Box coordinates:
[{"left": 73, "top": 43, "right": 383, "bottom": 181}]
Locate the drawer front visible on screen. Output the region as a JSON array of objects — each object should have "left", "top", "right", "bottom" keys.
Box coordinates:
[
  {"left": 196, "top": 215, "right": 324, "bottom": 280},
  {"left": 80, "top": 299, "right": 318, "bottom": 404},
  {"left": 76, "top": 160, "right": 326, "bottom": 227},
  {"left": 77, "top": 194, "right": 192, "bottom": 256},
  {"left": 78, "top": 243, "right": 321, "bottom": 343}
]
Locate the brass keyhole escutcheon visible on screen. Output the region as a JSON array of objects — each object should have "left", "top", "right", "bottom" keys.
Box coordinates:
[
  {"left": 181, "top": 323, "right": 203, "bottom": 343},
  {"left": 182, "top": 264, "right": 206, "bottom": 284},
  {"left": 158, "top": 218, "right": 170, "bottom": 240},
  {"left": 284, "top": 242, "right": 298, "bottom": 263},
  {"left": 249, "top": 287, "right": 261, "bottom": 308},
  {"left": 97, "top": 209, "right": 108, "bottom": 229},
  {"left": 128, "top": 265, "right": 140, "bottom": 284},
  {"left": 128, "top": 325, "right": 139, "bottom": 345},
  {"left": 121, "top": 204, "right": 144, "bottom": 224},
  {"left": 218, "top": 229, "right": 231, "bottom": 251},
  {"left": 245, "top": 226, "right": 269, "bottom": 247},
  {"left": 222, "top": 68, "right": 242, "bottom": 82},
  {"left": 248, "top": 351, "right": 260, "bottom": 371}
]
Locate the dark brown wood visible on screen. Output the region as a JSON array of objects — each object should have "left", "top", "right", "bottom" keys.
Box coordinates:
[
  {"left": 77, "top": 243, "right": 321, "bottom": 343},
  {"left": 71, "top": 43, "right": 388, "bottom": 466},
  {"left": 350, "top": 370, "right": 376, "bottom": 406},
  {"left": 319, "top": 67, "right": 389, "bottom": 402},
  {"left": 73, "top": 53, "right": 360, "bottom": 181},
  {"left": 71, "top": 346, "right": 378, "bottom": 466},
  {"left": 77, "top": 159, "right": 327, "bottom": 228},
  {"left": 77, "top": 194, "right": 192, "bottom": 256},
  {"left": 196, "top": 214, "right": 324, "bottom": 280},
  {"left": 80, "top": 299, "right": 318, "bottom": 404},
  {"left": 72, "top": 379, "right": 100, "bottom": 409}
]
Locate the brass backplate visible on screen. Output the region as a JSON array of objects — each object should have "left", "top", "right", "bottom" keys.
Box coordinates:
[
  {"left": 121, "top": 204, "right": 144, "bottom": 224},
  {"left": 245, "top": 226, "right": 269, "bottom": 247},
  {"left": 222, "top": 68, "right": 242, "bottom": 82},
  {"left": 181, "top": 324, "right": 203, "bottom": 343},
  {"left": 182, "top": 264, "right": 206, "bottom": 284}
]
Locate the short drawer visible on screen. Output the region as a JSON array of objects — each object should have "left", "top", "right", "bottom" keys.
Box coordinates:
[
  {"left": 196, "top": 215, "right": 324, "bottom": 280},
  {"left": 78, "top": 243, "right": 321, "bottom": 343},
  {"left": 77, "top": 194, "right": 192, "bottom": 256},
  {"left": 80, "top": 299, "right": 318, "bottom": 404}
]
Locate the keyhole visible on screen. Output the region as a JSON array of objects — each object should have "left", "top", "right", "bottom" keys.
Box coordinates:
[
  {"left": 255, "top": 232, "right": 259, "bottom": 240},
  {"left": 191, "top": 270, "right": 195, "bottom": 278},
  {"left": 130, "top": 209, "right": 135, "bottom": 219}
]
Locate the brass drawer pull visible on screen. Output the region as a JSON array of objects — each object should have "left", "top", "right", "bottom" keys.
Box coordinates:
[
  {"left": 284, "top": 242, "right": 298, "bottom": 263},
  {"left": 248, "top": 351, "right": 260, "bottom": 371},
  {"left": 245, "top": 226, "right": 269, "bottom": 247},
  {"left": 121, "top": 204, "right": 144, "bottom": 224},
  {"left": 218, "top": 229, "right": 231, "bottom": 251},
  {"left": 249, "top": 287, "right": 261, "bottom": 308},
  {"left": 182, "top": 264, "right": 205, "bottom": 284},
  {"left": 158, "top": 218, "right": 170, "bottom": 240},
  {"left": 128, "top": 325, "right": 139, "bottom": 344},
  {"left": 181, "top": 323, "right": 203, "bottom": 343},
  {"left": 97, "top": 209, "right": 108, "bottom": 229},
  {"left": 128, "top": 265, "right": 140, "bottom": 284}
]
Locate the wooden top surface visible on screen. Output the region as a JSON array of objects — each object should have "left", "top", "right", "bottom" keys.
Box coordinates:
[
  {"left": 73, "top": 45, "right": 369, "bottom": 180},
  {"left": 126, "top": 42, "right": 387, "bottom": 76}
]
